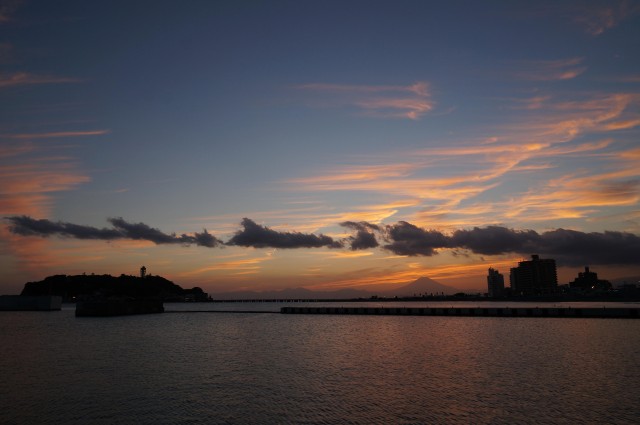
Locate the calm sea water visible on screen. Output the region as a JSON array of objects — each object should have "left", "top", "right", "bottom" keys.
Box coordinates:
[{"left": 1, "top": 302, "right": 639, "bottom": 424}]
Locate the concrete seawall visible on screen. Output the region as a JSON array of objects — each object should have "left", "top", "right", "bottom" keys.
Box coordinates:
[{"left": 281, "top": 306, "right": 640, "bottom": 318}]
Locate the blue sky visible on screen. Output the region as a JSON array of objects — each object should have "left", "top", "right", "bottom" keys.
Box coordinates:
[{"left": 2, "top": 1, "right": 640, "bottom": 294}]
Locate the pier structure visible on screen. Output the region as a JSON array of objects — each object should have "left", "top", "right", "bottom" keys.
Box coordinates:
[
  {"left": 211, "top": 298, "right": 326, "bottom": 303},
  {"left": 280, "top": 306, "right": 639, "bottom": 318}
]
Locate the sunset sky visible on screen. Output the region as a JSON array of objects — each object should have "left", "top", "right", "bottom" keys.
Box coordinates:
[{"left": 2, "top": 1, "right": 640, "bottom": 295}]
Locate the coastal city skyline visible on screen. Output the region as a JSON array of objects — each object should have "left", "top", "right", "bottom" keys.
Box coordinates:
[{"left": 2, "top": 1, "right": 640, "bottom": 295}]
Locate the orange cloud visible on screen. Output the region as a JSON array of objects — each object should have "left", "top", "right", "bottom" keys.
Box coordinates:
[
  {"left": 503, "top": 94, "right": 637, "bottom": 144},
  {"left": 512, "top": 95, "right": 552, "bottom": 110},
  {"left": 0, "top": 142, "right": 36, "bottom": 158},
  {"left": 316, "top": 251, "right": 374, "bottom": 260},
  {"left": 179, "top": 254, "right": 274, "bottom": 277},
  {"left": 296, "top": 81, "right": 434, "bottom": 120},
  {"left": 619, "top": 147, "right": 640, "bottom": 160},
  {"left": 0, "top": 1, "right": 24, "bottom": 24},
  {"left": 192, "top": 198, "right": 422, "bottom": 236},
  {"left": 297, "top": 135, "right": 604, "bottom": 207},
  {"left": 602, "top": 119, "right": 640, "bottom": 131},
  {"left": 0, "top": 72, "right": 82, "bottom": 88},
  {"left": 0, "top": 129, "right": 109, "bottom": 216},
  {"left": 0, "top": 130, "right": 110, "bottom": 139},
  {"left": 355, "top": 97, "right": 434, "bottom": 120},
  {"left": 0, "top": 161, "right": 90, "bottom": 216},
  {"left": 305, "top": 253, "right": 525, "bottom": 293},
  {"left": 512, "top": 57, "right": 587, "bottom": 81},
  {"left": 500, "top": 163, "right": 640, "bottom": 223},
  {"left": 287, "top": 88, "right": 639, "bottom": 233},
  {"left": 297, "top": 82, "right": 429, "bottom": 96},
  {"left": 573, "top": 0, "right": 640, "bottom": 36},
  {"left": 292, "top": 163, "right": 417, "bottom": 185},
  {"left": 0, "top": 141, "right": 92, "bottom": 283}
]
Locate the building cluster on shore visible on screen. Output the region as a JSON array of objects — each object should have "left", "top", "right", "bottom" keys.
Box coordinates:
[{"left": 487, "top": 255, "right": 619, "bottom": 298}]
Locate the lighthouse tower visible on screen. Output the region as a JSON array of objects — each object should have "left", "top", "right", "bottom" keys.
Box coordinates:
[{"left": 140, "top": 266, "right": 147, "bottom": 279}]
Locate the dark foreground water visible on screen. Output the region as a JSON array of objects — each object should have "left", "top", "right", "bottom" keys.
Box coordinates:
[{"left": 1, "top": 302, "right": 639, "bottom": 424}]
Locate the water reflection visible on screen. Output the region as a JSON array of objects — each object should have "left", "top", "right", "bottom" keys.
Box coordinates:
[{"left": 1, "top": 308, "right": 639, "bottom": 423}]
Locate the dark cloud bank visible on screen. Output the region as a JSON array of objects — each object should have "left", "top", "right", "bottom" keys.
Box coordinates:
[
  {"left": 228, "top": 217, "right": 340, "bottom": 249},
  {"left": 5, "top": 215, "right": 640, "bottom": 266},
  {"left": 6, "top": 216, "right": 223, "bottom": 248}
]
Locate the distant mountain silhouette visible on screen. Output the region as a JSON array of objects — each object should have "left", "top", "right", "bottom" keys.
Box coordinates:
[
  {"left": 611, "top": 275, "right": 640, "bottom": 286},
  {"left": 210, "top": 286, "right": 370, "bottom": 300},
  {"left": 382, "top": 276, "right": 458, "bottom": 297},
  {"left": 210, "top": 276, "right": 457, "bottom": 300}
]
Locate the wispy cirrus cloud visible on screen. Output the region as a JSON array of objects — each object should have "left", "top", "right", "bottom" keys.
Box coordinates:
[
  {"left": 0, "top": 0, "right": 23, "bottom": 24},
  {"left": 573, "top": 0, "right": 640, "bottom": 36},
  {"left": 512, "top": 57, "right": 587, "bottom": 81},
  {"left": 411, "top": 140, "right": 639, "bottom": 228},
  {"left": 297, "top": 82, "right": 429, "bottom": 96},
  {"left": 0, "top": 130, "right": 110, "bottom": 139},
  {"left": 0, "top": 155, "right": 90, "bottom": 217},
  {"left": 502, "top": 93, "right": 639, "bottom": 144},
  {"left": 0, "top": 72, "right": 83, "bottom": 88},
  {"left": 615, "top": 75, "right": 640, "bottom": 83},
  {"left": 296, "top": 81, "right": 434, "bottom": 120},
  {"left": 289, "top": 89, "right": 640, "bottom": 231},
  {"left": 601, "top": 118, "right": 640, "bottom": 131},
  {"left": 619, "top": 147, "right": 640, "bottom": 160},
  {"left": 290, "top": 163, "right": 418, "bottom": 187},
  {"left": 321, "top": 251, "right": 374, "bottom": 260},
  {"left": 510, "top": 156, "right": 640, "bottom": 209},
  {"left": 0, "top": 139, "right": 92, "bottom": 285},
  {"left": 511, "top": 95, "right": 552, "bottom": 110},
  {"left": 192, "top": 198, "right": 423, "bottom": 237},
  {"left": 178, "top": 254, "right": 274, "bottom": 277},
  {"left": 0, "top": 142, "right": 35, "bottom": 158},
  {"left": 0, "top": 127, "right": 110, "bottom": 216}
]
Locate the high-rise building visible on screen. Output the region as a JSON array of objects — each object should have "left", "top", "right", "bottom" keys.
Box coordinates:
[
  {"left": 510, "top": 255, "right": 557, "bottom": 296},
  {"left": 487, "top": 268, "right": 505, "bottom": 297},
  {"left": 569, "top": 266, "right": 611, "bottom": 292}
]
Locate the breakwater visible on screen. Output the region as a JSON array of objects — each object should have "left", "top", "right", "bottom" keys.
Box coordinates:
[
  {"left": 0, "top": 295, "right": 62, "bottom": 311},
  {"left": 281, "top": 306, "right": 640, "bottom": 318}
]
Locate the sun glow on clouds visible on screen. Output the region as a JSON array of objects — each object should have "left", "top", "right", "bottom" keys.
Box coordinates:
[
  {"left": 178, "top": 252, "right": 275, "bottom": 278},
  {"left": 0, "top": 132, "right": 107, "bottom": 287},
  {"left": 512, "top": 57, "right": 587, "bottom": 81},
  {"left": 193, "top": 199, "right": 422, "bottom": 236},
  {"left": 1, "top": 130, "right": 110, "bottom": 139},
  {"left": 572, "top": 0, "right": 640, "bottom": 36},
  {"left": 0, "top": 131, "right": 107, "bottom": 218},
  {"left": 289, "top": 90, "right": 640, "bottom": 233},
  {"left": 303, "top": 252, "right": 526, "bottom": 293},
  {"left": 0, "top": 147, "right": 90, "bottom": 217},
  {"left": 0, "top": 72, "right": 83, "bottom": 88},
  {"left": 296, "top": 82, "right": 434, "bottom": 120},
  {"left": 317, "top": 251, "right": 374, "bottom": 260}
]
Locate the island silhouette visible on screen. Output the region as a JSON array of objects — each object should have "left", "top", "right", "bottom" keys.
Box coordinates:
[{"left": 21, "top": 273, "right": 209, "bottom": 302}]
